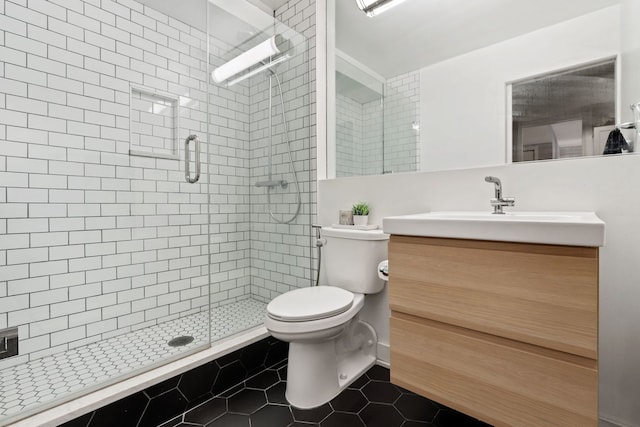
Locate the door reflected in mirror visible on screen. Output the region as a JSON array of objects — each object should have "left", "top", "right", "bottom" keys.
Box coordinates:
[{"left": 510, "top": 59, "right": 618, "bottom": 162}]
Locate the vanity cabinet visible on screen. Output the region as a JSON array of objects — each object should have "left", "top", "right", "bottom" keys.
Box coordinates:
[{"left": 388, "top": 235, "right": 598, "bottom": 427}]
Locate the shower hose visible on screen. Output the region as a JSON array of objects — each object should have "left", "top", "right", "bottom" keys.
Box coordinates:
[{"left": 267, "top": 72, "right": 301, "bottom": 224}]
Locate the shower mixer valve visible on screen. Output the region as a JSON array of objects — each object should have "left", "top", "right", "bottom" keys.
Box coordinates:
[{"left": 255, "top": 179, "right": 288, "bottom": 189}]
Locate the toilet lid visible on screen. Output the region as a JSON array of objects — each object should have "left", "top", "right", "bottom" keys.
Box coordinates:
[{"left": 267, "top": 286, "right": 354, "bottom": 322}]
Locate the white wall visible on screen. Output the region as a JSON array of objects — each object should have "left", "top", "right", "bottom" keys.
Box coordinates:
[
  {"left": 420, "top": 5, "right": 621, "bottom": 172},
  {"left": 318, "top": 154, "right": 640, "bottom": 426},
  {"left": 621, "top": 0, "right": 640, "bottom": 152}
]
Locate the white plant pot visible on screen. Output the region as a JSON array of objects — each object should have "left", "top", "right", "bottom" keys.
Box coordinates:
[{"left": 353, "top": 215, "right": 368, "bottom": 227}]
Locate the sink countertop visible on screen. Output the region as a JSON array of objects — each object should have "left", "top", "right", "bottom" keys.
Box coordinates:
[{"left": 382, "top": 211, "right": 605, "bottom": 247}]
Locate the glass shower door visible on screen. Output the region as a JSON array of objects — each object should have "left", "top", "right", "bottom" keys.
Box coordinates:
[
  {"left": 0, "top": 0, "right": 211, "bottom": 423},
  {"left": 206, "top": 0, "right": 311, "bottom": 341}
]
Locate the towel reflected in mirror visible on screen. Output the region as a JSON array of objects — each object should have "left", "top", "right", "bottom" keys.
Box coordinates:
[{"left": 603, "top": 128, "right": 631, "bottom": 154}]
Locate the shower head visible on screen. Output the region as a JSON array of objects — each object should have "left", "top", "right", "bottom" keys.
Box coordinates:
[{"left": 211, "top": 35, "right": 290, "bottom": 86}]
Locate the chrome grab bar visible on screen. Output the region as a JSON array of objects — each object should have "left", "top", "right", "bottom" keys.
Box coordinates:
[{"left": 184, "top": 134, "right": 200, "bottom": 183}]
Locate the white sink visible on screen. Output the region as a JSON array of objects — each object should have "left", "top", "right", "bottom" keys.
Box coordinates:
[{"left": 383, "top": 211, "right": 605, "bottom": 247}]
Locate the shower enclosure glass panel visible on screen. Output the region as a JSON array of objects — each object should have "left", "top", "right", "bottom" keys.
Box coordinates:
[
  {"left": 0, "top": 0, "right": 310, "bottom": 424},
  {"left": 0, "top": 0, "right": 214, "bottom": 424},
  {"left": 207, "top": 1, "right": 311, "bottom": 340}
]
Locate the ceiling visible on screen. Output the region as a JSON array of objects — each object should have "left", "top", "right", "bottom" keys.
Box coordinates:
[
  {"left": 252, "top": 0, "right": 290, "bottom": 11},
  {"left": 135, "top": 0, "right": 291, "bottom": 49},
  {"left": 336, "top": 0, "right": 620, "bottom": 79}
]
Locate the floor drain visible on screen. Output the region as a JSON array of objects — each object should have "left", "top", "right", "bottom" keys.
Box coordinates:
[{"left": 168, "top": 336, "right": 194, "bottom": 347}]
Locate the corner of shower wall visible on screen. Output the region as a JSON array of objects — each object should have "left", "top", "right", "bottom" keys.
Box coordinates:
[
  {"left": 335, "top": 68, "right": 420, "bottom": 177},
  {"left": 246, "top": 0, "right": 316, "bottom": 303}
]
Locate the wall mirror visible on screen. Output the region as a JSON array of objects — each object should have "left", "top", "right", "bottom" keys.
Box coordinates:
[
  {"left": 324, "top": 0, "right": 640, "bottom": 178},
  {"left": 510, "top": 58, "right": 617, "bottom": 162}
]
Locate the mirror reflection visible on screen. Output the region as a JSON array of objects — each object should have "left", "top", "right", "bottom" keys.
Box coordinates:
[
  {"left": 335, "top": 52, "right": 419, "bottom": 177},
  {"left": 328, "top": 0, "right": 640, "bottom": 178},
  {"left": 510, "top": 59, "right": 617, "bottom": 162}
]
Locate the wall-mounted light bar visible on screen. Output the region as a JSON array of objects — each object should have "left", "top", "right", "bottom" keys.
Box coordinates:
[
  {"left": 211, "top": 35, "right": 288, "bottom": 85},
  {"left": 355, "top": 0, "right": 409, "bottom": 17},
  {"left": 227, "top": 54, "right": 291, "bottom": 87}
]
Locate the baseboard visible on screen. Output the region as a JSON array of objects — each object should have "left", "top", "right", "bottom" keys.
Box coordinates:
[
  {"left": 599, "top": 415, "right": 632, "bottom": 427},
  {"left": 376, "top": 342, "right": 390, "bottom": 367}
]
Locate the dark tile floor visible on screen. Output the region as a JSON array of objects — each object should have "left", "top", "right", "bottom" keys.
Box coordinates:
[{"left": 160, "top": 363, "right": 491, "bottom": 427}]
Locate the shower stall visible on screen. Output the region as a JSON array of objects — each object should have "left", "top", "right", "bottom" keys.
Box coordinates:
[{"left": 0, "top": 0, "right": 312, "bottom": 424}]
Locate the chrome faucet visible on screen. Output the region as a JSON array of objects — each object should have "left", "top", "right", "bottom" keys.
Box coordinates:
[{"left": 484, "top": 176, "right": 515, "bottom": 214}]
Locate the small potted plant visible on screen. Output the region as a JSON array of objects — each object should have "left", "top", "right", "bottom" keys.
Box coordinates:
[{"left": 352, "top": 202, "right": 369, "bottom": 227}]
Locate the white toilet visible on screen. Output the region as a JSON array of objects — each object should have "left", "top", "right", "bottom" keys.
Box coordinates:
[{"left": 264, "top": 227, "right": 389, "bottom": 409}]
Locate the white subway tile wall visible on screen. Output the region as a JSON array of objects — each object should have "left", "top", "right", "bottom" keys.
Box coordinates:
[
  {"left": 383, "top": 70, "right": 420, "bottom": 173},
  {"left": 0, "top": 0, "right": 315, "bottom": 376},
  {"left": 0, "top": 0, "right": 214, "bottom": 370},
  {"left": 248, "top": 0, "right": 316, "bottom": 302},
  {"left": 335, "top": 94, "right": 385, "bottom": 177},
  {"left": 362, "top": 99, "right": 383, "bottom": 175},
  {"left": 336, "top": 93, "right": 368, "bottom": 177}
]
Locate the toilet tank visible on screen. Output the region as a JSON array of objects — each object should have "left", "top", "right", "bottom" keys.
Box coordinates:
[{"left": 321, "top": 227, "right": 389, "bottom": 294}]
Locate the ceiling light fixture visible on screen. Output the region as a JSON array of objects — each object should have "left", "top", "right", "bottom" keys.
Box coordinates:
[{"left": 355, "top": 0, "right": 408, "bottom": 17}]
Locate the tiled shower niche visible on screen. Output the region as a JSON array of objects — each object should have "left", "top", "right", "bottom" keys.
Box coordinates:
[{"left": 129, "top": 86, "right": 179, "bottom": 159}]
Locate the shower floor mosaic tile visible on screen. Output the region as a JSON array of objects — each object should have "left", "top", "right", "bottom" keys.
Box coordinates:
[{"left": 0, "top": 298, "right": 267, "bottom": 422}]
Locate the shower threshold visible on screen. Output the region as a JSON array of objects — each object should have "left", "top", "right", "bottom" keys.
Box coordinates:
[{"left": 0, "top": 298, "right": 267, "bottom": 426}]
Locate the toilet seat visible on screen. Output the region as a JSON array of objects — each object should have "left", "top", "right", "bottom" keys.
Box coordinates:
[{"left": 267, "top": 286, "right": 354, "bottom": 322}]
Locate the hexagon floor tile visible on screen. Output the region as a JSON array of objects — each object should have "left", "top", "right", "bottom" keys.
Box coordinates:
[
  {"left": 0, "top": 298, "right": 267, "bottom": 422},
  {"left": 164, "top": 364, "right": 493, "bottom": 427}
]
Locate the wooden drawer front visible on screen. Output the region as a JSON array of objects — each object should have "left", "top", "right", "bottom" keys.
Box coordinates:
[
  {"left": 388, "top": 236, "right": 598, "bottom": 359},
  {"left": 390, "top": 314, "right": 598, "bottom": 427}
]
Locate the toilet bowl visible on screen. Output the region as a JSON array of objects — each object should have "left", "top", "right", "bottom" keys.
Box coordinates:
[{"left": 264, "top": 227, "right": 388, "bottom": 409}]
